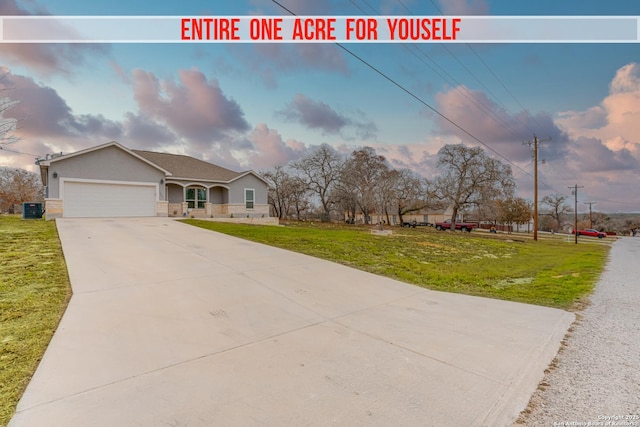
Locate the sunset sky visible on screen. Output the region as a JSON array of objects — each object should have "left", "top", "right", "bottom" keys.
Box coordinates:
[{"left": 1, "top": 0, "right": 639, "bottom": 213}]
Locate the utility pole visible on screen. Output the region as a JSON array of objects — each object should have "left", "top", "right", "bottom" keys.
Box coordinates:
[
  {"left": 570, "top": 184, "right": 584, "bottom": 244},
  {"left": 584, "top": 201, "right": 597, "bottom": 228},
  {"left": 525, "top": 135, "right": 551, "bottom": 241}
]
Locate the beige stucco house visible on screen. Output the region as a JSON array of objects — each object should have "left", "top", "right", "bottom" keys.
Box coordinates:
[{"left": 37, "top": 141, "right": 270, "bottom": 221}]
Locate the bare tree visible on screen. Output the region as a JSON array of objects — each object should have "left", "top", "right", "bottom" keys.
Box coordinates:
[
  {"left": 590, "top": 212, "right": 610, "bottom": 231},
  {"left": 0, "top": 167, "right": 44, "bottom": 212},
  {"left": 0, "top": 70, "right": 19, "bottom": 146},
  {"left": 390, "top": 168, "right": 429, "bottom": 225},
  {"left": 332, "top": 178, "right": 358, "bottom": 223},
  {"left": 262, "top": 166, "right": 292, "bottom": 219},
  {"left": 292, "top": 144, "right": 343, "bottom": 221},
  {"left": 341, "top": 147, "right": 389, "bottom": 224},
  {"left": 288, "top": 176, "right": 311, "bottom": 220},
  {"left": 541, "top": 194, "right": 571, "bottom": 232},
  {"left": 433, "top": 143, "right": 515, "bottom": 231}
]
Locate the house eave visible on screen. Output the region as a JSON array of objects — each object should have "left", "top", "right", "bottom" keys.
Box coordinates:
[{"left": 37, "top": 141, "right": 173, "bottom": 176}]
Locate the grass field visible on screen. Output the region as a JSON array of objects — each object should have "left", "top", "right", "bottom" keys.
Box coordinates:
[
  {"left": 183, "top": 219, "right": 610, "bottom": 310},
  {"left": 0, "top": 216, "right": 71, "bottom": 427}
]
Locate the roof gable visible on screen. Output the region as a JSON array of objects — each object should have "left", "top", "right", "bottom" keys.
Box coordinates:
[{"left": 38, "top": 141, "right": 172, "bottom": 175}]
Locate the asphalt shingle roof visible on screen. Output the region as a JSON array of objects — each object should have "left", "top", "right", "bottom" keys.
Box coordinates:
[{"left": 133, "top": 150, "right": 243, "bottom": 182}]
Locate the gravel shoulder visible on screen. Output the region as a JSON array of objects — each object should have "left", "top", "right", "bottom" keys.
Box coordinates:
[{"left": 517, "top": 237, "right": 640, "bottom": 426}]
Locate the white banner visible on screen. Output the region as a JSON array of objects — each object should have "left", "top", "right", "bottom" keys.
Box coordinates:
[{"left": 0, "top": 15, "right": 638, "bottom": 43}]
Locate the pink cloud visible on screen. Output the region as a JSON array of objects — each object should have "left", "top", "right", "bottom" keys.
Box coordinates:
[
  {"left": 557, "top": 63, "right": 640, "bottom": 154},
  {"left": 363, "top": 143, "right": 439, "bottom": 176},
  {"left": 434, "top": 85, "right": 568, "bottom": 162},
  {"left": 545, "top": 63, "right": 640, "bottom": 211},
  {"left": 132, "top": 68, "right": 250, "bottom": 146},
  {"left": 244, "top": 123, "right": 306, "bottom": 169}
]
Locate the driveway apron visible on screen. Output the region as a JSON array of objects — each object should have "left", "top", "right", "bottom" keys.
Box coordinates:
[{"left": 10, "top": 218, "right": 574, "bottom": 427}]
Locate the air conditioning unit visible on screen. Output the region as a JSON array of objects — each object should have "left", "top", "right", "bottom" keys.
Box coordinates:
[{"left": 22, "top": 202, "right": 43, "bottom": 219}]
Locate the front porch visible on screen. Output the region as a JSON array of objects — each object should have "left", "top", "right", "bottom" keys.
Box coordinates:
[
  {"left": 165, "top": 182, "right": 269, "bottom": 219},
  {"left": 166, "top": 202, "right": 269, "bottom": 219}
]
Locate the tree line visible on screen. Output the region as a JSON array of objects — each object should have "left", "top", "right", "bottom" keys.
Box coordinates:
[{"left": 262, "top": 143, "right": 531, "bottom": 228}]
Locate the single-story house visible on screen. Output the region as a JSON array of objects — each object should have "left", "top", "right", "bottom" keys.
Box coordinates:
[
  {"left": 37, "top": 141, "right": 270, "bottom": 221},
  {"left": 346, "top": 209, "right": 453, "bottom": 226}
]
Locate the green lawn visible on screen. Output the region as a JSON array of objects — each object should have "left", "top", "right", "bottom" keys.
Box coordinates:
[
  {"left": 0, "top": 216, "right": 71, "bottom": 427},
  {"left": 182, "top": 220, "right": 610, "bottom": 310}
]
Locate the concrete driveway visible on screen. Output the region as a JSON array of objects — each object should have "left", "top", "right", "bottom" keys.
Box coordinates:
[{"left": 10, "top": 218, "right": 573, "bottom": 427}]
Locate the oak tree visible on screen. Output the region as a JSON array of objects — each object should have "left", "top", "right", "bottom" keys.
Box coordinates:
[{"left": 434, "top": 143, "right": 515, "bottom": 230}]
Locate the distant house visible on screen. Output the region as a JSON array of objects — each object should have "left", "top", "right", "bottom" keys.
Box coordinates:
[
  {"left": 37, "top": 141, "right": 270, "bottom": 221},
  {"left": 347, "top": 209, "right": 451, "bottom": 226}
]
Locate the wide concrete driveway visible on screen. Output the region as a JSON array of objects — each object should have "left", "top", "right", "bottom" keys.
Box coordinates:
[{"left": 10, "top": 218, "right": 573, "bottom": 426}]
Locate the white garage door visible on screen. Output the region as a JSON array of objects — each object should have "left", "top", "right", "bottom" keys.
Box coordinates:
[{"left": 63, "top": 181, "right": 156, "bottom": 218}]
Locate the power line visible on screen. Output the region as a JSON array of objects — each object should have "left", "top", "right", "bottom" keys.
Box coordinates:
[
  {"left": 392, "top": 1, "right": 528, "bottom": 140},
  {"left": 271, "top": 1, "right": 581, "bottom": 208},
  {"left": 0, "top": 145, "right": 39, "bottom": 157},
  {"left": 407, "top": 0, "right": 544, "bottom": 135},
  {"left": 273, "top": 0, "right": 537, "bottom": 180},
  {"left": 393, "top": 1, "right": 571, "bottom": 201}
]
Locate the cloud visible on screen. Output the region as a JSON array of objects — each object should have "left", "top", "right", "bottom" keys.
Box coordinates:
[
  {"left": 565, "top": 136, "right": 637, "bottom": 174},
  {"left": 281, "top": 94, "right": 348, "bottom": 134},
  {"left": 244, "top": 123, "right": 306, "bottom": 169},
  {"left": 132, "top": 68, "right": 250, "bottom": 147},
  {"left": 121, "top": 113, "right": 177, "bottom": 149},
  {"left": 232, "top": 44, "right": 348, "bottom": 88},
  {"left": 0, "top": 66, "right": 309, "bottom": 175},
  {"left": 280, "top": 93, "right": 377, "bottom": 139},
  {"left": 363, "top": 143, "right": 439, "bottom": 176},
  {"left": 0, "top": 69, "right": 123, "bottom": 142},
  {"left": 530, "top": 62, "right": 640, "bottom": 212},
  {"left": 434, "top": 85, "right": 569, "bottom": 162},
  {"left": 0, "top": 0, "right": 109, "bottom": 75},
  {"left": 557, "top": 63, "right": 640, "bottom": 152}
]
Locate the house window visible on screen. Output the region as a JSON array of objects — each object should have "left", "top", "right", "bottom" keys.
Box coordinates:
[
  {"left": 423, "top": 214, "right": 428, "bottom": 223},
  {"left": 245, "top": 188, "right": 254, "bottom": 209},
  {"left": 186, "top": 187, "right": 206, "bottom": 209}
]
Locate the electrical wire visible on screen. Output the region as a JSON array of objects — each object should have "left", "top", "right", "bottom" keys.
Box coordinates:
[
  {"left": 272, "top": 0, "right": 536, "bottom": 181},
  {"left": 0, "top": 145, "right": 39, "bottom": 157},
  {"left": 272, "top": 0, "right": 632, "bottom": 209}
]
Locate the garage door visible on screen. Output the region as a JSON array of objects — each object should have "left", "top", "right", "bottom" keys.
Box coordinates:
[{"left": 63, "top": 181, "right": 156, "bottom": 218}]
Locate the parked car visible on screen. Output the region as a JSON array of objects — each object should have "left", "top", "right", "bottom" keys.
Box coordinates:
[
  {"left": 574, "top": 229, "right": 606, "bottom": 238},
  {"left": 402, "top": 220, "right": 431, "bottom": 228},
  {"left": 434, "top": 219, "right": 477, "bottom": 232}
]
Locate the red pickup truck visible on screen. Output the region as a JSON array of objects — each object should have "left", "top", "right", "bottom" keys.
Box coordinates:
[{"left": 434, "top": 219, "right": 477, "bottom": 232}]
